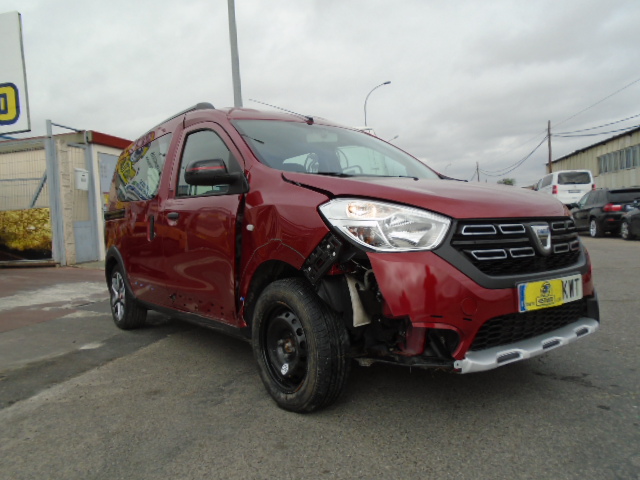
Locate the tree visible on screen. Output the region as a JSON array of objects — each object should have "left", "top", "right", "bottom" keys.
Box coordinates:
[{"left": 497, "top": 178, "right": 516, "bottom": 186}]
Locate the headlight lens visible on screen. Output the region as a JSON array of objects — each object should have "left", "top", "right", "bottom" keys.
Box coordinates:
[{"left": 319, "top": 199, "right": 451, "bottom": 252}]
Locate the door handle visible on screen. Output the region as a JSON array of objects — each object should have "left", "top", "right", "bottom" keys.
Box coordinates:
[
  {"left": 167, "top": 212, "right": 180, "bottom": 220},
  {"left": 149, "top": 214, "right": 155, "bottom": 240}
]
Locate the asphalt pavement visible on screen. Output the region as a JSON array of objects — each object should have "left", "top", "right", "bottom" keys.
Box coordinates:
[
  {"left": 0, "top": 262, "right": 181, "bottom": 409},
  {"left": 0, "top": 237, "right": 639, "bottom": 480}
]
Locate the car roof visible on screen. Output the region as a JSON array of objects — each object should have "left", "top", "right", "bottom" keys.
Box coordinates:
[{"left": 128, "top": 104, "right": 349, "bottom": 151}]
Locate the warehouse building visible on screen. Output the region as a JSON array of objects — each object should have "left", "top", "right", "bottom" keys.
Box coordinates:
[{"left": 549, "top": 126, "right": 640, "bottom": 189}]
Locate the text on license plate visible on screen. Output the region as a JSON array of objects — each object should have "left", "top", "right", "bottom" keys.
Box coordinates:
[{"left": 517, "top": 274, "right": 583, "bottom": 312}]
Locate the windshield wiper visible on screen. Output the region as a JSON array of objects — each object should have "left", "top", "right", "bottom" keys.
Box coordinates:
[
  {"left": 313, "top": 172, "right": 356, "bottom": 177},
  {"left": 376, "top": 175, "right": 419, "bottom": 180},
  {"left": 313, "top": 172, "right": 420, "bottom": 180}
]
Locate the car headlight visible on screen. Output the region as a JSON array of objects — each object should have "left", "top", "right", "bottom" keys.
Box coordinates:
[{"left": 319, "top": 199, "right": 451, "bottom": 252}]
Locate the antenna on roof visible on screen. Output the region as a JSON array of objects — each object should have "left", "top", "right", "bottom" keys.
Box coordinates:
[{"left": 249, "top": 99, "right": 314, "bottom": 125}]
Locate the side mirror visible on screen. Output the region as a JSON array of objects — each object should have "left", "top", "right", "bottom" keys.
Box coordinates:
[
  {"left": 567, "top": 203, "right": 578, "bottom": 210},
  {"left": 184, "top": 159, "right": 248, "bottom": 193}
]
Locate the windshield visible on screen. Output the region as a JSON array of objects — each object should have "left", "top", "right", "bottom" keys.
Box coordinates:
[
  {"left": 558, "top": 171, "right": 591, "bottom": 185},
  {"left": 233, "top": 120, "right": 440, "bottom": 180}
]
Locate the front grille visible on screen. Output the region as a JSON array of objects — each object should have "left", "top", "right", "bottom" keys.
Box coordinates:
[
  {"left": 470, "top": 299, "right": 587, "bottom": 351},
  {"left": 451, "top": 219, "right": 580, "bottom": 276}
]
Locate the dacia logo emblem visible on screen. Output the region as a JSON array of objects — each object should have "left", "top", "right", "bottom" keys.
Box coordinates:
[{"left": 529, "top": 223, "right": 552, "bottom": 256}]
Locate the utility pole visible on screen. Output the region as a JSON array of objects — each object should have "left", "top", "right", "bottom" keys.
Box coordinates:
[
  {"left": 227, "top": 0, "right": 243, "bottom": 107},
  {"left": 547, "top": 120, "right": 552, "bottom": 173}
]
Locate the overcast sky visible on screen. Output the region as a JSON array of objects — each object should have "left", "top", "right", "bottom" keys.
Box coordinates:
[{"left": 2, "top": 0, "right": 640, "bottom": 186}]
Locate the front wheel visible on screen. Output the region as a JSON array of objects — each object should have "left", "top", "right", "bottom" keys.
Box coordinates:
[
  {"left": 109, "top": 264, "right": 147, "bottom": 330},
  {"left": 589, "top": 218, "right": 603, "bottom": 238},
  {"left": 252, "top": 278, "right": 350, "bottom": 413}
]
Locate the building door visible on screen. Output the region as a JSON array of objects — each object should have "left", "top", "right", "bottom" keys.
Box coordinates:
[{"left": 69, "top": 144, "right": 99, "bottom": 264}]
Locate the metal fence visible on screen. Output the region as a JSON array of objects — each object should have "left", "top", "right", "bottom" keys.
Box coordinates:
[
  {"left": 0, "top": 146, "right": 52, "bottom": 261},
  {"left": 0, "top": 147, "right": 48, "bottom": 210}
]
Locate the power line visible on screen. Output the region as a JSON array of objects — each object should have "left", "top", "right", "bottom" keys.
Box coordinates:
[
  {"left": 555, "top": 112, "right": 640, "bottom": 135},
  {"left": 466, "top": 77, "right": 640, "bottom": 181},
  {"left": 478, "top": 133, "right": 547, "bottom": 175},
  {"left": 553, "top": 76, "right": 640, "bottom": 129},
  {"left": 479, "top": 135, "right": 548, "bottom": 177},
  {"left": 484, "top": 128, "right": 548, "bottom": 162},
  {"left": 465, "top": 129, "right": 547, "bottom": 180},
  {"left": 479, "top": 134, "right": 547, "bottom": 175},
  {"left": 554, "top": 123, "right": 640, "bottom": 138}
]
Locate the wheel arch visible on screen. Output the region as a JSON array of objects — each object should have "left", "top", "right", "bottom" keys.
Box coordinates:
[
  {"left": 242, "top": 259, "right": 355, "bottom": 334},
  {"left": 104, "top": 246, "right": 136, "bottom": 296},
  {"left": 242, "top": 259, "right": 302, "bottom": 330}
]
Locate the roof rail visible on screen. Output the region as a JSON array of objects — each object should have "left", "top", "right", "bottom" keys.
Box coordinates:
[{"left": 151, "top": 102, "right": 215, "bottom": 131}]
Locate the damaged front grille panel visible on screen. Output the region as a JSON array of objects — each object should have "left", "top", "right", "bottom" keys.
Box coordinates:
[{"left": 470, "top": 299, "right": 588, "bottom": 351}]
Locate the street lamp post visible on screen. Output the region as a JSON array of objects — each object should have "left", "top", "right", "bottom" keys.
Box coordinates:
[
  {"left": 227, "top": 0, "right": 243, "bottom": 107},
  {"left": 364, "top": 81, "right": 390, "bottom": 126}
]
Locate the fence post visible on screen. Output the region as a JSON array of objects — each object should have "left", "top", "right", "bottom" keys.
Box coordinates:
[{"left": 45, "top": 119, "right": 66, "bottom": 266}]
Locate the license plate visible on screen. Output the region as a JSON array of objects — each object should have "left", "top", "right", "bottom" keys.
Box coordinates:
[
  {"left": 517, "top": 274, "right": 582, "bottom": 312},
  {"left": 568, "top": 189, "right": 581, "bottom": 193}
]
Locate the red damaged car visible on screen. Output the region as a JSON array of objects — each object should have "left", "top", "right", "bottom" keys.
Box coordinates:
[{"left": 105, "top": 103, "right": 599, "bottom": 412}]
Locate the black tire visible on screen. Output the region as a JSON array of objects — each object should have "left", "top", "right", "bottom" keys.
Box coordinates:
[
  {"left": 109, "top": 264, "right": 147, "bottom": 330},
  {"left": 621, "top": 221, "right": 634, "bottom": 240},
  {"left": 589, "top": 218, "right": 603, "bottom": 238},
  {"left": 252, "top": 277, "right": 350, "bottom": 413}
]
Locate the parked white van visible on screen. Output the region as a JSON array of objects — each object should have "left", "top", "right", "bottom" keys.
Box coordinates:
[{"left": 536, "top": 170, "right": 595, "bottom": 205}]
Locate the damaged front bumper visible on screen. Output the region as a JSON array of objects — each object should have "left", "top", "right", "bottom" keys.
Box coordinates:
[{"left": 453, "top": 317, "right": 599, "bottom": 374}]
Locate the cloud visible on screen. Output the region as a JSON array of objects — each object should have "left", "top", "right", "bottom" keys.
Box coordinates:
[{"left": 2, "top": 0, "right": 640, "bottom": 186}]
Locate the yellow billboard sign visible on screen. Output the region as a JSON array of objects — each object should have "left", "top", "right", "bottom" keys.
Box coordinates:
[
  {"left": 0, "top": 82, "right": 21, "bottom": 125},
  {"left": 0, "top": 12, "right": 30, "bottom": 134}
]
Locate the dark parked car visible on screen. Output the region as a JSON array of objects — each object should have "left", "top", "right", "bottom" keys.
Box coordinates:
[
  {"left": 621, "top": 200, "right": 640, "bottom": 240},
  {"left": 571, "top": 187, "right": 640, "bottom": 237}
]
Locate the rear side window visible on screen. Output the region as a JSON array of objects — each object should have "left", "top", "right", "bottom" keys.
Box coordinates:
[
  {"left": 540, "top": 175, "right": 552, "bottom": 188},
  {"left": 609, "top": 190, "right": 640, "bottom": 203},
  {"left": 592, "top": 191, "right": 605, "bottom": 204},
  {"left": 113, "top": 134, "right": 172, "bottom": 202},
  {"left": 557, "top": 172, "right": 591, "bottom": 185},
  {"left": 576, "top": 192, "right": 591, "bottom": 207}
]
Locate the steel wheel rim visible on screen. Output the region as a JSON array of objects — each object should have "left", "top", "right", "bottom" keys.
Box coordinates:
[
  {"left": 263, "top": 308, "right": 308, "bottom": 392},
  {"left": 590, "top": 220, "right": 597, "bottom": 237},
  {"left": 110, "top": 271, "right": 126, "bottom": 322},
  {"left": 621, "top": 222, "right": 629, "bottom": 239}
]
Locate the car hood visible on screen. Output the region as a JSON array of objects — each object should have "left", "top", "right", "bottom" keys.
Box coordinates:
[{"left": 282, "top": 173, "right": 567, "bottom": 219}]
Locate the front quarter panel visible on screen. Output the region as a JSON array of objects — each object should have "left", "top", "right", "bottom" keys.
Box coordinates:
[{"left": 239, "top": 165, "right": 331, "bottom": 299}]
